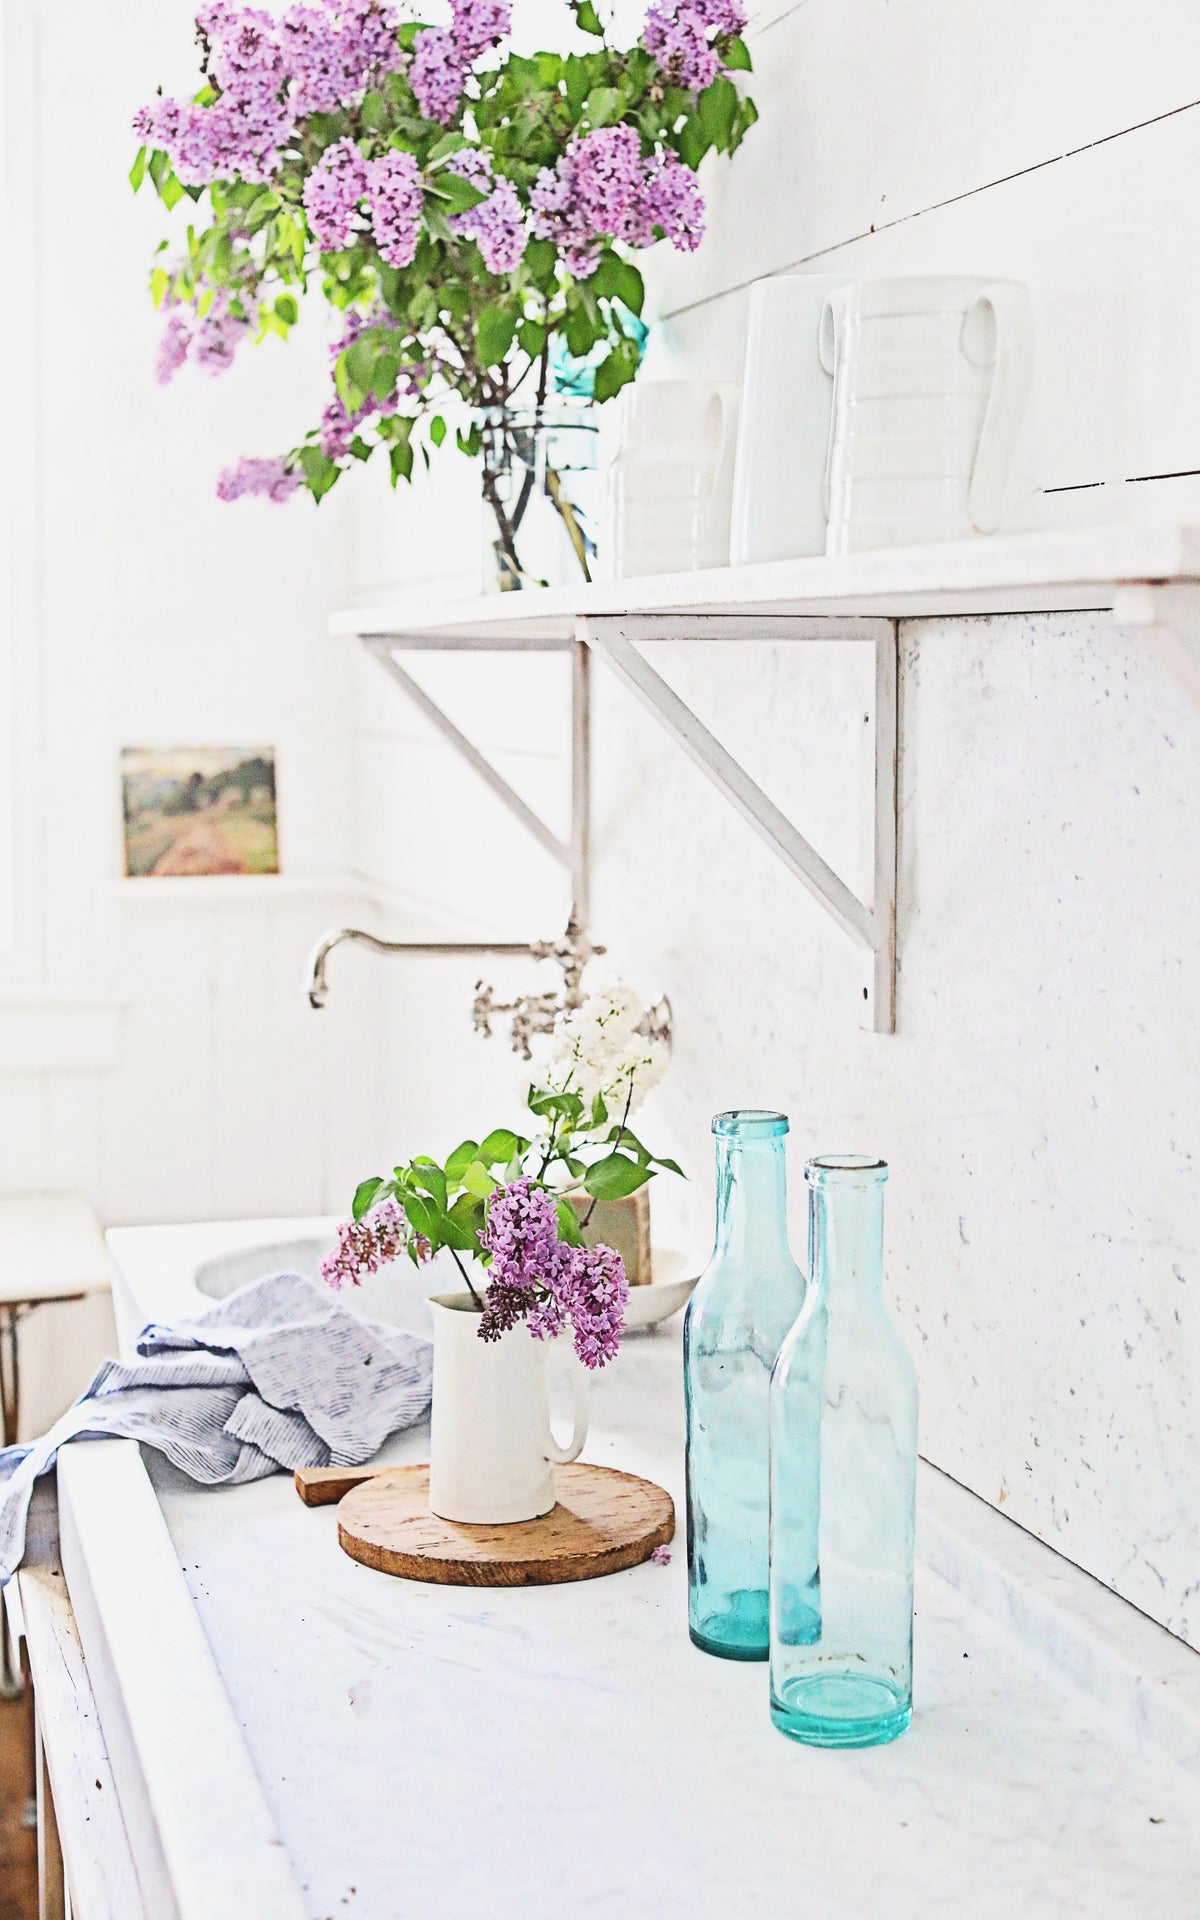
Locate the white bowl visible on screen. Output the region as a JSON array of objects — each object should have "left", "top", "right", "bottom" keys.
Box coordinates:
[{"left": 623, "top": 1249, "right": 700, "bottom": 1329}]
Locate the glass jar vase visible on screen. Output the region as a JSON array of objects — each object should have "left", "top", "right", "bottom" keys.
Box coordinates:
[
  {"left": 769, "top": 1155, "right": 918, "bottom": 1747},
  {"left": 479, "top": 403, "right": 599, "bottom": 592},
  {"left": 684, "top": 1110, "right": 807, "bottom": 1660}
]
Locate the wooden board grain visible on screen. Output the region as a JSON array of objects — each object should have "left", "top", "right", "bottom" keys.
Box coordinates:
[
  {"left": 294, "top": 1465, "right": 381, "bottom": 1507},
  {"left": 336, "top": 1463, "right": 675, "bottom": 1587}
]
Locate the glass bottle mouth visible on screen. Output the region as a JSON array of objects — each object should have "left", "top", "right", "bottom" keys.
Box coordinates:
[
  {"left": 806, "top": 1154, "right": 888, "bottom": 1185},
  {"left": 712, "top": 1109, "right": 789, "bottom": 1140}
]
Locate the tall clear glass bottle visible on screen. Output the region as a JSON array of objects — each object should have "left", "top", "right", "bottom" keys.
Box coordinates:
[
  {"left": 769, "top": 1155, "right": 917, "bottom": 1746},
  {"left": 684, "top": 1111, "right": 807, "bottom": 1660}
]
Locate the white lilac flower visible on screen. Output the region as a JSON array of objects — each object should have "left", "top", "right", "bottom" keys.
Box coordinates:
[{"left": 538, "top": 983, "right": 668, "bottom": 1120}]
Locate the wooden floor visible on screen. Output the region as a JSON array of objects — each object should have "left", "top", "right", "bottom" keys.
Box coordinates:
[{"left": 0, "top": 1686, "right": 37, "bottom": 1920}]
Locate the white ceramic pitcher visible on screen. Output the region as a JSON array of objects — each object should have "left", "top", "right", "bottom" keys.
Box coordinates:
[
  {"left": 607, "top": 380, "right": 738, "bottom": 578},
  {"left": 731, "top": 274, "right": 847, "bottom": 564},
  {"left": 427, "top": 1291, "right": 589, "bottom": 1523},
  {"left": 821, "top": 275, "right": 1034, "bottom": 553}
]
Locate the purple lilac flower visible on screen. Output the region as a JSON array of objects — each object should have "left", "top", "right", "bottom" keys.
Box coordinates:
[
  {"left": 410, "top": 26, "right": 465, "bottom": 122},
  {"left": 303, "top": 136, "right": 368, "bottom": 250},
  {"left": 567, "top": 1243, "right": 629, "bottom": 1368},
  {"left": 628, "top": 151, "right": 705, "bottom": 251},
  {"left": 530, "top": 125, "right": 705, "bottom": 275},
  {"left": 650, "top": 1544, "right": 672, "bottom": 1566},
  {"left": 642, "top": 0, "right": 746, "bottom": 92},
  {"left": 320, "top": 1196, "right": 411, "bottom": 1287},
  {"left": 452, "top": 175, "right": 526, "bottom": 274},
  {"left": 155, "top": 311, "right": 192, "bottom": 385},
  {"left": 365, "top": 148, "right": 423, "bottom": 267},
  {"left": 478, "top": 1178, "right": 628, "bottom": 1369},
  {"left": 449, "top": 0, "right": 511, "bottom": 60},
  {"left": 215, "top": 454, "right": 302, "bottom": 502},
  {"left": 481, "top": 1178, "right": 565, "bottom": 1291},
  {"left": 192, "top": 287, "right": 259, "bottom": 370},
  {"left": 281, "top": 0, "right": 401, "bottom": 112}
]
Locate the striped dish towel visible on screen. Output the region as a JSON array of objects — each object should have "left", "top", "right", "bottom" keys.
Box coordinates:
[{"left": 0, "top": 1269, "right": 432, "bottom": 1583}]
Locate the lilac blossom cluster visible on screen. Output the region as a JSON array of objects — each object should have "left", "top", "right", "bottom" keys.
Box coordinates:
[
  {"left": 156, "top": 283, "right": 259, "bottom": 386},
  {"left": 530, "top": 125, "right": 704, "bottom": 277},
  {"left": 409, "top": 0, "right": 512, "bottom": 123},
  {"left": 302, "top": 138, "right": 423, "bottom": 263},
  {"left": 642, "top": 0, "right": 747, "bottom": 92},
  {"left": 320, "top": 1196, "right": 431, "bottom": 1288},
  {"left": 214, "top": 454, "right": 302, "bottom": 501},
  {"left": 133, "top": 0, "right": 402, "bottom": 186},
  {"left": 446, "top": 152, "right": 526, "bottom": 274},
  {"left": 477, "top": 1178, "right": 629, "bottom": 1369}
]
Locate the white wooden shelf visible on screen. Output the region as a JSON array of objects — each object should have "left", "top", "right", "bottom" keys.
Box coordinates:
[
  {"left": 331, "top": 522, "right": 1200, "bottom": 641},
  {"left": 331, "top": 524, "right": 1200, "bottom": 1036}
]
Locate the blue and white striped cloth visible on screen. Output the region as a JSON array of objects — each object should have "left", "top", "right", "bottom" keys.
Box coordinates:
[{"left": 0, "top": 1269, "right": 432, "bottom": 1584}]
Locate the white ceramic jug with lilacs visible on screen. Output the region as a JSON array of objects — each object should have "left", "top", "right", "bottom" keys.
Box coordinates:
[{"left": 322, "top": 984, "right": 680, "bottom": 1520}]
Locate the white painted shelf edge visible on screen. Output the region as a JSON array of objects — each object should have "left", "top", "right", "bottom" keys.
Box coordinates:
[{"left": 330, "top": 521, "right": 1200, "bottom": 637}]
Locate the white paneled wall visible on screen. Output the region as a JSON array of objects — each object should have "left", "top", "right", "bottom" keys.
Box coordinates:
[
  {"left": 351, "top": 2, "right": 1200, "bottom": 1647},
  {"left": 0, "top": 0, "right": 381, "bottom": 1248}
]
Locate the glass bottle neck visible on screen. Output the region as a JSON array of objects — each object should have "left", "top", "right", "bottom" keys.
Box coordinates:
[
  {"left": 713, "top": 1136, "right": 793, "bottom": 1263},
  {"left": 808, "top": 1179, "right": 886, "bottom": 1310}
]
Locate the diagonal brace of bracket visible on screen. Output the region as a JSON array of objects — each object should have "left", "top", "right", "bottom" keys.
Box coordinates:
[
  {"left": 579, "top": 614, "right": 898, "bottom": 1033},
  {"left": 367, "top": 637, "right": 571, "bottom": 870}
]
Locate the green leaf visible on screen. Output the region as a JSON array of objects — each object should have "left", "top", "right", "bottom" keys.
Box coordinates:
[
  {"left": 476, "top": 303, "right": 517, "bottom": 367},
  {"left": 575, "top": 0, "right": 604, "bottom": 33},
  {"left": 653, "top": 1156, "right": 686, "bottom": 1178},
  {"left": 150, "top": 267, "right": 171, "bottom": 309},
  {"left": 583, "top": 1153, "right": 653, "bottom": 1201},
  {"left": 436, "top": 171, "right": 488, "bottom": 215},
  {"left": 517, "top": 318, "right": 547, "bottom": 359},
  {"left": 584, "top": 85, "right": 623, "bottom": 127},
  {"left": 159, "top": 171, "right": 186, "bottom": 212},
  {"left": 408, "top": 1159, "right": 448, "bottom": 1209},
  {"left": 360, "top": 88, "right": 387, "bottom": 130},
  {"left": 589, "top": 1092, "right": 609, "bottom": 1129},
  {"left": 564, "top": 53, "right": 591, "bottom": 115},
  {"left": 592, "top": 335, "right": 640, "bottom": 402},
  {"left": 429, "top": 413, "right": 447, "bottom": 447},
  {"left": 445, "top": 1138, "right": 481, "bottom": 1184},
  {"left": 442, "top": 1195, "right": 485, "bottom": 1251},
  {"left": 697, "top": 74, "right": 738, "bottom": 150},
  {"left": 722, "top": 35, "right": 752, "bottom": 71},
  {"left": 298, "top": 445, "right": 339, "bottom": 500},
  {"left": 351, "top": 1175, "right": 385, "bottom": 1221},
  {"left": 463, "top": 1160, "right": 498, "bottom": 1199},
  {"left": 401, "top": 1190, "right": 440, "bottom": 1245},
  {"left": 129, "top": 146, "right": 147, "bottom": 193},
  {"left": 389, "top": 438, "right": 414, "bottom": 484},
  {"left": 274, "top": 293, "right": 298, "bottom": 325},
  {"left": 478, "top": 1127, "right": 523, "bottom": 1165},
  {"left": 677, "top": 114, "right": 709, "bottom": 170},
  {"left": 555, "top": 1197, "right": 584, "bottom": 1247},
  {"left": 589, "top": 253, "right": 644, "bottom": 315}
]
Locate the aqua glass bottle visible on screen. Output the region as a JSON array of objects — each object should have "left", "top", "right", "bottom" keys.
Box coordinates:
[
  {"left": 769, "top": 1155, "right": 918, "bottom": 1746},
  {"left": 684, "top": 1111, "right": 807, "bottom": 1660}
]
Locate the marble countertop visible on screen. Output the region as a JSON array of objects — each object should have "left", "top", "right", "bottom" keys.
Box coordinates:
[{"left": 126, "top": 1241, "right": 1200, "bottom": 1920}]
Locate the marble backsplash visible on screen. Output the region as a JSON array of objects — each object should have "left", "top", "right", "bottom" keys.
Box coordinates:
[{"left": 588, "top": 610, "right": 1200, "bottom": 1648}]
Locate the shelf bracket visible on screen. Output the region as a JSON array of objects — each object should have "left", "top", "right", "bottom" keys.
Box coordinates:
[
  {"left": 1111, "top": 583, "right": 1200, "bottom": 714},
  {"left": 579, "top": 614, "right": 898, "bottom": 1034},
  {"left": 366, "top": 634, "right": 591, "bottom": 921}
]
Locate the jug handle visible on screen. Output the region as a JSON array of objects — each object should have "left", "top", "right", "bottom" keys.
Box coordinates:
[
  {"left": 543, "top": 1356, "right": 589, "bottom": 1464},
  {"left": 818, "top": 294, "right": 842, "bottom": 522},
  {"left": 964, "top": 282, "right": 1033, "bottom": 534}
]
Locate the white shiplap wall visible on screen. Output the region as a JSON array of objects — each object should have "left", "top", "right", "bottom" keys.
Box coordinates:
[
  {"left": 0, "top": 0, "right": 383, "bottom": 1258},
  {"left": 352, "top": 1, "right": 1200, "bottom": 1646}
]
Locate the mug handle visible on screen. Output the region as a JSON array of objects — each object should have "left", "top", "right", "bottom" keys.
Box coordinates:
[
  {"left": 543, "top": 1356, "right": 589, "bottom": 1464},
  {"left": 818, "top": 293, "right": 843, "bottom": 523},
  {"left": 964, "top": 282, "right": 1034, "bottom": 534}
]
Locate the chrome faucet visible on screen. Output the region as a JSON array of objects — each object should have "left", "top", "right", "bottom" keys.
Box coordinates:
[{"left": 305, "top": 916, "right": 612, "bottom": 1058}]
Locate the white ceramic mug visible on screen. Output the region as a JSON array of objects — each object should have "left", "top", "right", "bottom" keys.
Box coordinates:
[
  {"left": 607, "top": 380, "right": 739, "bottom": 578},
  {"left": 821, "top": 274, "right": 1034, "bottom": 553},
  {"left": 730, "top": 274, "right": 847, "bottom": 564},
  {"left": 427, "top": 1291, "right": 589, "bottom": 1523}
]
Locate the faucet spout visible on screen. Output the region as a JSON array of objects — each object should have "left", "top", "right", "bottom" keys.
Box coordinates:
[{"left": 305, "top": 927, "right": 545, "bottom": 1010}]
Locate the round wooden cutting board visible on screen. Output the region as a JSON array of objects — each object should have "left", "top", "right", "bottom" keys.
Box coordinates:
[{"left": 336, "top": 1462, "right": 675, "bottom": 1587}]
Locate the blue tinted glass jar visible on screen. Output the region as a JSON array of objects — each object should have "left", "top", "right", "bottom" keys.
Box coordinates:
[
  {"left": 684, "top": 1111, "right": 807, "bottom": 1660},
  {"left": 769, "top": 1155, "right": 918, "bottom": 1746}
]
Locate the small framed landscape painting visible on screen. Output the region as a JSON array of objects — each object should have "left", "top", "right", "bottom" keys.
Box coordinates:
[{"left": 121, "top": 746, "right": 280, "bottom": 877}]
